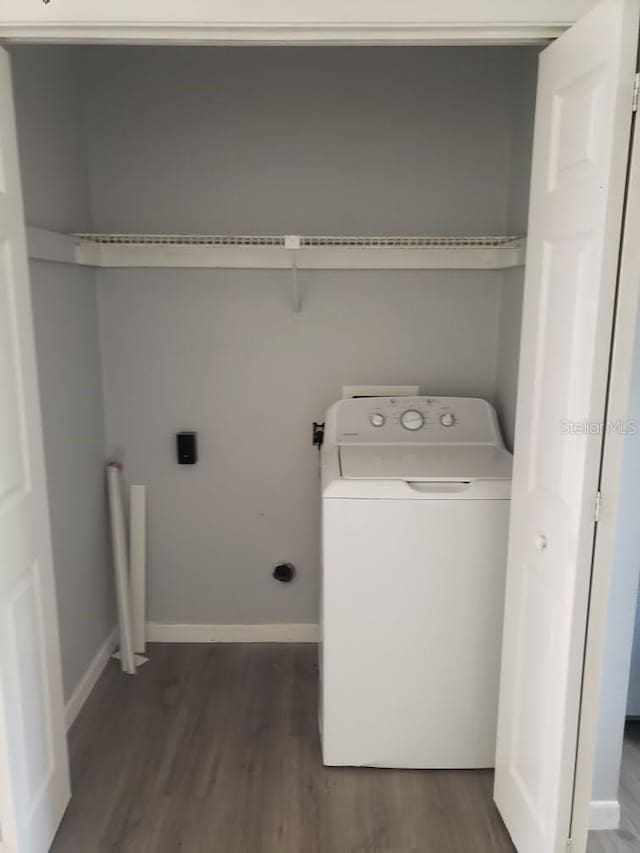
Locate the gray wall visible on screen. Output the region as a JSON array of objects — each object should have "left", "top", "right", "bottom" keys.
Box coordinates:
[
  {"left": 11, "top": 47, "right": 91, "bottom": 233},
  {"left": 496, "top": 49, "right": 538, "bottom": 451},
  {"left": 627, "top": 589, "right": 640, "bottom": 715},
  {"left": 98, "top": 268, "right": 501, "bottom": 623},
  {"left": 83, "top": 47, "right": 522, "bottom": 235},
  {"left": 87, "top": 46, "right": 537, "bottom": 625},
  {"left": 591, "top": 300, "right": 640, "bottom": 803},
  {"left": 29, "top": 265, "right": 114, "bottom": 699},
  {"left": 11, "top": 47, "right": 115, "bottom": 700},
  {"left": 496, "top": 270, "right": 525, "bottom": 452}
]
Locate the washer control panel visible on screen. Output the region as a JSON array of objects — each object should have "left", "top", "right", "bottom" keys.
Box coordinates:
[{"left": 335, "top": 396, "right": 500, "bottom": 446}]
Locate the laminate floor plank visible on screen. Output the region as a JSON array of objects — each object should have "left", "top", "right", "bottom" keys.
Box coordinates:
[{"left": 51, "top": 644, "right": 514, "bottom": 853}]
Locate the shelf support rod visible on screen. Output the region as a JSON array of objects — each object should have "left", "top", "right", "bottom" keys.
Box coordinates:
[{"left": 285, "top": 235, "right": 302, "bottom": 314}]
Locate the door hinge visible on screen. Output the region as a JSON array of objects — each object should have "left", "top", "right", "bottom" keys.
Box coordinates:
[
  {"left": 633, "top": 73, "right": 640, "bottom": 113},
  {"left": 566, "top": 839, "right": 573, "bottom": 853},
  {"left": 594, "top": 491, "right": 602, "bottom": 523}
]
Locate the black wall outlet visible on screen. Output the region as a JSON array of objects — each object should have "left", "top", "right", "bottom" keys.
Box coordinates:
[{"left": 176, "top": 431, "right": 197, "bottom": 464}]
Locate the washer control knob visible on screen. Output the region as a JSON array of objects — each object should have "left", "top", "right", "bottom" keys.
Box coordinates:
[
  {"left": 370, "top": 412, "right": 386, "bottom": 428},
  {"left": 440, "top": 412, "right": 455, "bottom": 427},
  {"left": 400, "top": 409, "right": 424, "bottom": 431}
]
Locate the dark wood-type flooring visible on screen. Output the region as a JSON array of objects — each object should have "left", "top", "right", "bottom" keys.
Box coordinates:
[{"left": 51, "top": 643, "right": 515, "bottom": 853}]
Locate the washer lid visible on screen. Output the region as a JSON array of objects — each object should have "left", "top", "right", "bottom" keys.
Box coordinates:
[{"left": 339, "top": 444, "right": 512, "bottom": 481}]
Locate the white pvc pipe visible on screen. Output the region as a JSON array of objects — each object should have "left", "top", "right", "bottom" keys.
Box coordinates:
[
  {"left": 107, "top": 463, "right": 136, "bottom": 675},
  {"left": 129, "top": 484, "right": 146, "bottom": 655}
]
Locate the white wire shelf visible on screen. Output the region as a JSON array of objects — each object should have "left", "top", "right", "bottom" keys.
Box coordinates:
[
  {"left": 69, "top": 233, "right": 526, "bottom": 270},
  {"left": 73, "top": 233, "right": 522, "bottom": 249},
  {"left": 26, "top": 229, "right": 526, "bottom": 314}
]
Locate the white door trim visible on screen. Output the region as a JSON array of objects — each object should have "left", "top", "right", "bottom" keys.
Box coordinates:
[{"left": 571, "top": 98, "right": 640, "bottom": 853}]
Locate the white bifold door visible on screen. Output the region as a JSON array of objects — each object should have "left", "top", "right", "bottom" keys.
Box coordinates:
[
  {"left": 0, "top": 47, "right": 70, "bottom": 853},
  {"left": 494, "top": 1, "right": 639, "bottom": 852}
]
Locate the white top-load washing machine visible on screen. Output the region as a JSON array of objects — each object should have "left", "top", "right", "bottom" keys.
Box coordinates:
[{"left": 320, "top": 395, "right": 512, "bottom": 769}]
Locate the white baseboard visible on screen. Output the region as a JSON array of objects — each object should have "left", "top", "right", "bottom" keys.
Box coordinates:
[
  {"left": 589, "top": 799, "right": 621, "bottom": 831},
  {"left": 65, "top": 627, "right": 118, "bottom": 730},
  {"left": 146, "top": 621, "right": 320, "bottom": 643}
]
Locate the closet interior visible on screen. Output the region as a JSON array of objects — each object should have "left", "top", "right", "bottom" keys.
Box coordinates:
[{"left": 11, "top": 40, "right": 538, "bottom": 757}]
